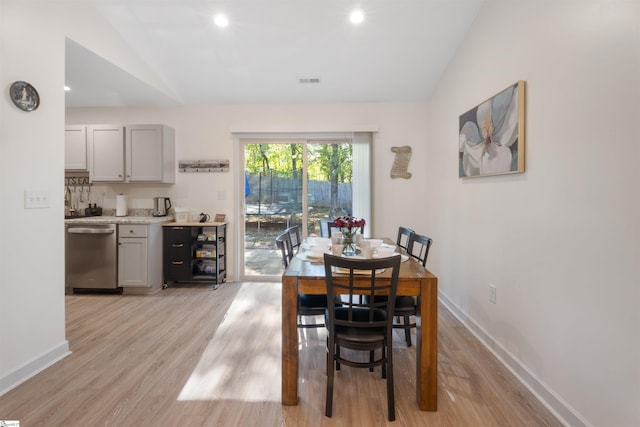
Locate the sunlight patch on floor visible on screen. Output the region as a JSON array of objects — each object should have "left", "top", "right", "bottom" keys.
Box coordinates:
[{"left": 178, "top": 283, "right": 282, "bottom": 402}]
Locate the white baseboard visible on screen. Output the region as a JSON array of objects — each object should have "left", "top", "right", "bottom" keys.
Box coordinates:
[
  {"left": 0, "top": 341, "right": 70, "bottom": 396},
  {"left": 438, "top": 292, "right": 590, "bottom": 427}
]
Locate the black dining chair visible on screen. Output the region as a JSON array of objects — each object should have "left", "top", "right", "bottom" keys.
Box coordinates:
[
  {"left": 319, "top": 219, "right": 332, "bottom": 237},
  {"left": 323, "top": 253, "right": 401, "bottom": 422},
  {"left": 407, "top": 233, "right": 432, "bottom": 267},
  {"left": 396, "top": 226, "right": 414, "bottom": 251},
  {"left": 275, "top": 230, "right": 294, "bottom": 267},
  {"left": 276, "top": 229, "right": 336, "bottom": 329},
  {"left": 394, "top": 232, "right": 433, "bottom": 346},
  {"left": 285, "top": 225, "right": 302, "bottom": 254},
  {"left": 319, "top": 220, "right": 339, "bottom": 237}
]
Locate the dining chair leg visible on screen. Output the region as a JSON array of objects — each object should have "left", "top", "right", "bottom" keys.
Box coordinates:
[
  {"left": 326, "top": 338, "right": 335, "bottom": 418},
  {"left": 326, "top": 358, "right": 334, "bottom": 418},
  {"left": 369, "top": 350, "right": 375, "bottom": 372},
  {"left": 382, "top": 346, "right": 387, "bottom": 379},
  {"left": 386, "top": 352, "right": 396, "bottom": 421},
  {"left": 404, "top": 315, "right": 412, "bottom": 347}
]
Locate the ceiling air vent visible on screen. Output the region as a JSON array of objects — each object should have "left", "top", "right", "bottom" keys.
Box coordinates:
[{"left": 298, "top": 77, "right": 321, "bottom": 84}]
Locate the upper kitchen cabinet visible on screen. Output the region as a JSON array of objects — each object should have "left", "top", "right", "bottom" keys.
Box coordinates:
[
  {"left": 88, "top": 125, "right": 125, "bottom": 181},
  {"left": 126, "top": 125, "right": 175, "bottom": 183},
  {"left": 88, "top": 124, "right": 175, "bottom": 183},
  {"left": 65, "top": 125, "right": 87, "bottom": 170}
]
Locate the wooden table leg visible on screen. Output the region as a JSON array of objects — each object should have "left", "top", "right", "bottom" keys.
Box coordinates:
[
  {"left": 417, "top": 277, "right": 438, "bottom": 410},
  {"left": 282, "top": 275, "right": 299, "bottom": 405}
]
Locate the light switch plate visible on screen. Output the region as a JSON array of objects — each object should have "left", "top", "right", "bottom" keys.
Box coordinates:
[
  {"left": 489, "top": 283, "right": 497, "bottom": 304},
  {"left": 24, "top": 190, "right": 50, "bottom": 209}
]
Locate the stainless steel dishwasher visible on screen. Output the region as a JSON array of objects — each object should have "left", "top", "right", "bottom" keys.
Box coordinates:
[{"left": 65, "top": 223, "right": 118, "bottom": 291}]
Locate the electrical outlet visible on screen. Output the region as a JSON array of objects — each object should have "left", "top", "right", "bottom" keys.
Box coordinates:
[{"left": 489, "top": 284, "right": 497, "bottom": 304}]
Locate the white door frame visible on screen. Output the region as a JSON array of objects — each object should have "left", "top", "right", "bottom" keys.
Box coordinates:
[{"left": 233, "top": 131, "right": 372, "bottom": 282}]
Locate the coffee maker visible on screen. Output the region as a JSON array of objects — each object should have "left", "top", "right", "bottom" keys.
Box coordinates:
[{"left": 153, "top": 197, "right": 171, "bottom": 217}]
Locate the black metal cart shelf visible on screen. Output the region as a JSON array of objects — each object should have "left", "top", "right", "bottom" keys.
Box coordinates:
[{"left": 163, "top": 222, "right": 227, "bottom": 289}]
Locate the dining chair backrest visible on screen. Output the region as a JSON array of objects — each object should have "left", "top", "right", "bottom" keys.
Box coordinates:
[
  {"left": 396, "top": 226, "right": 414, "bottom": 251},
  {"left": 323, "top": 254, "right": 401, "bottom": 330},
  {"left": 407, "top": 233, "right": 432, "bottom": 267},
  {"left": 326, "top": 221, "right": 337, "bottom": 238},
  {"left": 285, "top": 225, "right": 302, "bottom": 253},
  {"left": 275, "top": 230, "right": 294, "bottom": 268},
  {"left": 319, "top": 219, "right": 331, "bottom": 237},
  {"left": 321, "top": 220, "right": 340, "bottom": 238}
]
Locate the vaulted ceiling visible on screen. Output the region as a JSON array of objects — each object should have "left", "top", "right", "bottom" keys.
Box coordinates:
[{"left": 65, "top": 0, "right": 484, "bottom": 107}]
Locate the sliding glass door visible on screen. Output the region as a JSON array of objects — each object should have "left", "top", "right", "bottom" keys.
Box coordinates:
[{"left": 240, "top": 134, "right": 370, "bottom": 280}]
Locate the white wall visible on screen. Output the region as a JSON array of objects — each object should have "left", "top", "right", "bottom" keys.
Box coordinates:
[
  {"left": 0, "top": 0, "right": 69, "bottom": 392},
  {"left": 65, "top": 103, "right": 429, "bottom": 281},
  {"left": 0, "top": 0, "right": 176, "bottom": 394},
  {"left": 4, "top": 2, "right": 639, "bottom": 426},
  {"left": 424, "top": 1, "right": 639, "bottom": 426}
]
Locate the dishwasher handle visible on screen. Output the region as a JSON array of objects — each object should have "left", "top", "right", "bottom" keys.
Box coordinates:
[{"left": 68, "top": 227, "right": 115, "bottom": 235}]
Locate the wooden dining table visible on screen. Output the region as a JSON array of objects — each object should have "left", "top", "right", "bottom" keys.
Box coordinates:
[{"left": 281, "top": 238, "right": 439, "bottom": 411}]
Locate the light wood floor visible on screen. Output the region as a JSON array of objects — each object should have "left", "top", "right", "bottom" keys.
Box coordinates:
[{"left": 0, "top": 282, "right": 561, "bottom": 426}]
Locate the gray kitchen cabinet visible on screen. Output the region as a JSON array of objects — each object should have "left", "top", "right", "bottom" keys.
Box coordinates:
[
  {"left": 65, "top": 125, "right": 88, "bottom": 170},
  {"left": 87, "top": 124, "right": 175, "bottom": 183},
  {"left": 118, "top": 223, "right": 164, "bottom": 293},
  {"left": 88, "top": 124, "right": 125, "bottom": 181},
  {"left": 126, "top": 125, "right": 175, "bottom": 183}
]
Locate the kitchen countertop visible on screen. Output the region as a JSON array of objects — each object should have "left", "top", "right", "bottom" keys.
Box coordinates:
[{"left": 65, "top": 215, "right": 174, "bottom": 225}]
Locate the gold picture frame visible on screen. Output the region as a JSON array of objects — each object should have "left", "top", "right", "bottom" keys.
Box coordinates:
[{"left": 459, "top": 80, "right": 525, "bottom": 178}]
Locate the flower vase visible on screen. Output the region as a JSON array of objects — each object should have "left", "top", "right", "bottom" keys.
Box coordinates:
[{"left": 342, "top": 233, "right": 357, "bottom": 256}]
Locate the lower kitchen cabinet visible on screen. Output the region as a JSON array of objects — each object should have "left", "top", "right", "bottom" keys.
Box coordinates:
[
  {"left": 163, "top": 222, "right": 227, "bottom": 288},
  {"left": 118, "top": 223, "right": 163, "bottom": 294}
]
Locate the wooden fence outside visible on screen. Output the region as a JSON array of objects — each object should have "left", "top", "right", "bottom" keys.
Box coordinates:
[{"left": 246, "top": 173, "right": 352, "bottom": 210}]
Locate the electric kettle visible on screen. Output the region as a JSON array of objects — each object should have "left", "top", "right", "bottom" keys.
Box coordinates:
[{"left": 153, "top": 197, "right": 171, "bottom": 217}]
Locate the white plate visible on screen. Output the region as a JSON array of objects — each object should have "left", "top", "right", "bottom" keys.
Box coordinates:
[
  {"left": 305, "top": 251, "right": 329, "bottom": 261},
  {"left": 373, "top": 252, "right": 408, "bottom": 262},
  {"left": 302, "top": 242, "right": 330, "bottom": 250}
]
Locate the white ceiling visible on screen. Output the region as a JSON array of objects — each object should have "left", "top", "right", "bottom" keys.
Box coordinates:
[{"left": 65, "top": 0, "right": 484, "bottom": 107}]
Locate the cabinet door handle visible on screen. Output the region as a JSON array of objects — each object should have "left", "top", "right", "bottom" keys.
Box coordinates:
[
  {"left": 171, "top": 261, "right": 184, "bottom": 265},
  {"left": 172, "top": 227, "right": 184, "bottom": 230},
  {"left": 172, "top": 243, "right": 184, "bottom": 248}
]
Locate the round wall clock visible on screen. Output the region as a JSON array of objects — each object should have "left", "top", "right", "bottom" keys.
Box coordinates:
[{"left": 9, "top": 81, "right": 40, "bottom": 111}]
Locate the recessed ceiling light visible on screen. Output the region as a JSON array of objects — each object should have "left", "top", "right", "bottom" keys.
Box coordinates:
[
  {"left": 64, "top": 86, "right": 71, "bottom": 91},
  {"left": 350, "top": 9, "right": 364, "bottom": 24},
  {"left": 213, "top": 13, "right": 229, "bottom": 28}
]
